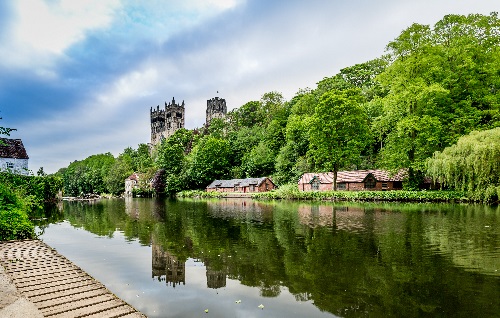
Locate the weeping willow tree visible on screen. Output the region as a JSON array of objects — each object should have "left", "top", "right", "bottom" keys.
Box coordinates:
[{"left": 427, "top": 127, "right": 500, "bottom": 202}]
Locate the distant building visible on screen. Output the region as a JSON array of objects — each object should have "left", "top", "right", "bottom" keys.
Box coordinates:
[
  {"left": 0, "top": 138, "right": 29, "bottom": 175},
  {"left": 206, "top": 177, "right": 276, "bottom": 193},
  {"left": 206, "top": 96, "right": 227, "bottom": 126},
  {"left": 124, "top": 173, "right": 140, "bottom": 196},
  {"left": 150, "top": 97, "right": 185, "bottom": 146},
  {"left": 298, "top": 170, "right": 405, "bottom": 191}
]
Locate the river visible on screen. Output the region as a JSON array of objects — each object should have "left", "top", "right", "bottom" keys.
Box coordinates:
[{"left": 35, "top": 198, "right": 499, "bottom": 318}]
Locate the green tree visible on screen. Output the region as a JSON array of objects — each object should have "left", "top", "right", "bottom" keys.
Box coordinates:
[
  {"left": 308, "top": 90, "right": 370, "bottom": 190},
  {"left": 427, "top": 127, "right": 500, "bottom": 202},
  {"left": 185, "top": 136, "right": 232, "bottom": 189},
  {"left": 241, "top": 141, "right": 275, "bottom": 177}
]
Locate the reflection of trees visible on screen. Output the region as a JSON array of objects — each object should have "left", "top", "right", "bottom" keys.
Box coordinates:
[{"left": 57, "top": 199, "right": 500, "bottom": 317}]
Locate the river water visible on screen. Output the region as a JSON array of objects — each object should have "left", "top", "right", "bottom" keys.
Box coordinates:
[{"left": 35, "top": 198, "right": 499, "bottom": 318}]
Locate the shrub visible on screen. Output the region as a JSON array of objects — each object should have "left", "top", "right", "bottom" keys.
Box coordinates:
[{"left": 0, "top": 183, "right": 35, "bottom": 240}]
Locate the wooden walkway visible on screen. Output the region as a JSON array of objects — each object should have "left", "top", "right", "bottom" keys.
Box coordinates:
[{"left": 0, "top": 240, "right": 146, "bottom": 318}]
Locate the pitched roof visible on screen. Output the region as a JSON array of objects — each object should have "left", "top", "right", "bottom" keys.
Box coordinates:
[
  {"left": 298, "top": 169, "right": 406, "bottom": 184},
  {"left": 206, "top": 177, "right": 273, "bottom": 189},
  {"left": 125, "top": 173, "right": 139, "bottom": 181},
  {"left": 0, "top": 138, "right": 29, "bottom": 159}
]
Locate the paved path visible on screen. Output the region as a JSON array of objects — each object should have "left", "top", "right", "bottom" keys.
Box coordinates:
[{"left": 0, "top": 240, "right": 146, "bottom": 318}]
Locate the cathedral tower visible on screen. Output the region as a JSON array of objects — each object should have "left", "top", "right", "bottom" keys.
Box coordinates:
[
  {"left": 150, "top": 97, "right": 185, "bottom": 146},
  {"left": 206, "top": 96, "right": 227, "bottom": 126}
]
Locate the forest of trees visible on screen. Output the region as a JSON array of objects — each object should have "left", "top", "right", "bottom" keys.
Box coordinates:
[{"left": 57, "top": 13, "right": 500, "bottom": 199}]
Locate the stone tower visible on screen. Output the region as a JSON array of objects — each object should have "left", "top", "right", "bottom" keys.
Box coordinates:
[
  {"left": 206, "top": 96, "right": 227, "bottom": 126},
  {"left": 150, "top": 97, "right": 185, "bottom": 146}
]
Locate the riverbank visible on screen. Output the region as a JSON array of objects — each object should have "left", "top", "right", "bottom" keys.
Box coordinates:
[
  {"left": 252, "top": 188, "right": 471, "bottom": 203},
  {"left": 177, "top": 187, "right": 474, "bottom": 203}
]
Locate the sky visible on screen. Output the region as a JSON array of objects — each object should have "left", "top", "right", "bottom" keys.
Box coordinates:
[{"left": 0, "top": 0, "right": 497, "bottom": 173}]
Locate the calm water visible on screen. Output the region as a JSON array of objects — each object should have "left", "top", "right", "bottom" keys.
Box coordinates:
[{"left": 35, "top": 199, "right": 499, "bottom": 318}]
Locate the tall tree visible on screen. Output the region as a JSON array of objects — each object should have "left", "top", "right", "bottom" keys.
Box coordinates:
[{"left": 308, "top": 90, "right": 370, "bottom": 190}]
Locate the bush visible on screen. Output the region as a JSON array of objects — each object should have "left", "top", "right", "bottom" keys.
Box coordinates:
[
  {"left": 252, "top": 184, "right": 469, "bottom": 203},
  {"left": 0, "top": 183, "right": 35, "bottom": 240}
]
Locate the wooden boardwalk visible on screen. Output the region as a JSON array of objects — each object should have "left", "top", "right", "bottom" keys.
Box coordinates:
[{"left": 0, "top": 240, "right": 146, "bottom": 318}]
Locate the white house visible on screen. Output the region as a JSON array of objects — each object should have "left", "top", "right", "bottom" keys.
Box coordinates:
[
  {"left": 125, "top": 173, "right": 140, "bottom": 196},
  {"left": 0, "top": 138, "right": 29, "bottom": 175}
]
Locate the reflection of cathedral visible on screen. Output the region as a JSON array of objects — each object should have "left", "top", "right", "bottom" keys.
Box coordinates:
[
  {"left": 206, "top": 266, "right": 226, "bottom": 289},
  {"left": 152, "top": 244, "right": 185, "bottom": 287}
]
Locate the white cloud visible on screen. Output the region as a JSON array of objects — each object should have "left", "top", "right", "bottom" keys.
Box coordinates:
[{"left": 0, "top": 0, "right": 121, "bottom": 73}]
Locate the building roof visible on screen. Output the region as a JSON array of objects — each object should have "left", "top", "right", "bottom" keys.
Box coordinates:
[
  {"left": 298, "top": 169, "right": 406, "bottom": 184},
  {"left": 206, "top": 177, "right": 273, "bottom": 189},
  {"left": 125, "top": 173, "right": 139, "bottom": 181},
  {"left": 0, "top": 138, "right": 29, "bottom": 159}
]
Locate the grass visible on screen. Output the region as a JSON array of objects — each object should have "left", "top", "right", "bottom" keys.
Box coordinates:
[{"left": 251, "top": 183, "right": 470, "bottom": 203}]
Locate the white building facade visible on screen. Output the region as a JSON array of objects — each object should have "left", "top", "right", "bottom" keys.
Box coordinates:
[{"left": 0, "top": 138, "right": 29, "bottom": 175}]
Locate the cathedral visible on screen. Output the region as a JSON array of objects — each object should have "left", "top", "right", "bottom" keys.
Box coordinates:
[{"left": 150, "top": 95, "right": 227, "bottom": 146}]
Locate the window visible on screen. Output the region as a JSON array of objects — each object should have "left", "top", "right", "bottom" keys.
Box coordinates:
[
  {"left": 250, "top": 185, "right": 255, "bottom": 192},
  {"left": 6, "top": 162, "right": 14, "bottom": 169},
  {"left": 311, "top": 179, "right": 320, "bottom": 190},
  {"left": 382, "top": 183, "right": 388, "bottom": 189},
  {"left": 337, "top": 183, "right": 346, "bottom": 190},
  {"left": 365, "top": 176, "right": 376, "bottom": 189}
]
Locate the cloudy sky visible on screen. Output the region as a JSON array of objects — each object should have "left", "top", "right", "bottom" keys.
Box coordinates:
[{"left": 0, "top": 0, "right": 497, "bottom": 173}]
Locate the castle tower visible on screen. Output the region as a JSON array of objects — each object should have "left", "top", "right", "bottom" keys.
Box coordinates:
[
  {"left": 206, "top": 96, "right": 227, "bottom": 126},
  {"left": 150, "top": 97, "right": 185, "bottom": 146}
]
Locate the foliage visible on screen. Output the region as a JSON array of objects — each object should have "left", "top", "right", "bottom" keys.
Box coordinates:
[
  {"left": 176, "top": 189, "right": 226, "bottom": 198},
  {"left": 185, "top": 136, "right": 232, "bottom": 189},
  {"left": 0, "top": 172, "right": 62, "bottom": 205},
  {"left": 151, "top": 169, "right": 166, "bottom": 195},
  {"left": 375, "top": 12, "right": 500, "bottom": 187},
  {"left": 427, "top": 127, "right": 500, "bottom": 203},
  {"left": 0, "top": 183, "right": 35, "bottom": 240},
  {"left": 252, "top": 185, "right": 467, "bottom": 203},
  {"left": 60, "top": 153, "right": 115, "bottom": 196},
  {"left": 308, "top": 89, "right": 370, "bottom": 189}
]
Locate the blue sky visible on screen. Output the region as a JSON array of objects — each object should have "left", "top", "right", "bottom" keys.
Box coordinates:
[{"left": 0, "top": 0, "right": 497, "bottom": 173}]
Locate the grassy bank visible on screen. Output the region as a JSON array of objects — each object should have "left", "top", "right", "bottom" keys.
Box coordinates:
[
  {"left": 177, "top": 190, "right": 226, "bottom": 198},
  {"left": 250, "top": 184, "right": 475, "bottom": 203}
]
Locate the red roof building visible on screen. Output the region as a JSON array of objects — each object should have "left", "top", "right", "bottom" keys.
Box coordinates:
[{"left": 298, "top": 170, "right": 406, "bottom": 191}]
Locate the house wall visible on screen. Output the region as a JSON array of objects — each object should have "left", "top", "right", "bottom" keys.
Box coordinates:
[
  {"left": 0, "top": 158, "right": 29, "bottom": 175},
  {"left": 207, "top": 178, "right": 276, "bottom": 193},
  {"left": 257, "top": 179, "right": 276, "bottom": 192},
  {"left": 299, "top": 183, "right": 332, "bottom": 191},
  {"left": 125, "top": 179, "right": 137, "bottom": 196}
]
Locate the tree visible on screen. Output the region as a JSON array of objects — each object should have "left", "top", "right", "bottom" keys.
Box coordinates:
[
  {"left": 375, "top": 12, "right": 500, "bottom": 187},
  {"left": 185, "top": 136, "right": 232, "bottom": 189},
  {"left": 308, "top": 90, "right": 370, "bottom": 190},
  {"left": 427, "top": 127, "right": 500, "bottom": 201},
  {"left": 241, "top": 141, "right": 275, "bottom": 178}
]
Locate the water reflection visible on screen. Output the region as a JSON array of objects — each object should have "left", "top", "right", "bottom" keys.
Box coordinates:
[{"left": 37, "top": 198, "right": 500, "bottom": 318}]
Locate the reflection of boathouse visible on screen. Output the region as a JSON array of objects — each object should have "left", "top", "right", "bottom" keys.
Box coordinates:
[{"left": 152, "top": 244, "right": 185, "bottom": 287}]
